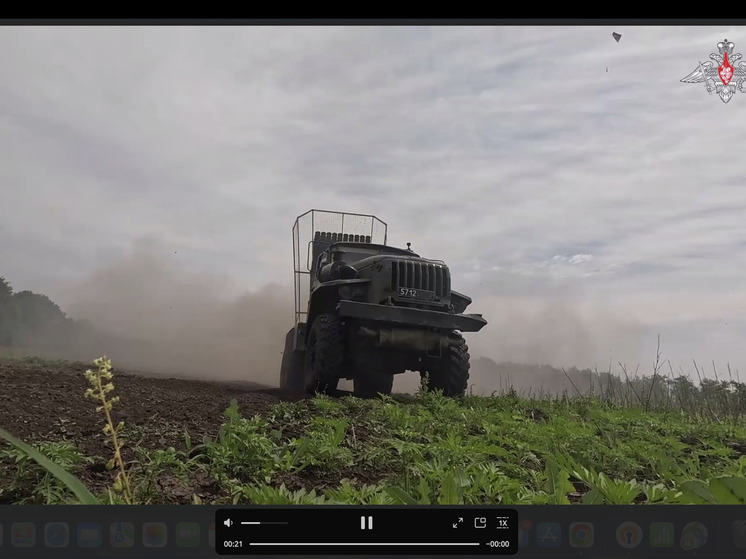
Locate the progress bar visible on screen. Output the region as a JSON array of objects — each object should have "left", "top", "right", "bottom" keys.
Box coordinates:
[{"left": 249, "top": 542, "right": 481, "bottom": 546}]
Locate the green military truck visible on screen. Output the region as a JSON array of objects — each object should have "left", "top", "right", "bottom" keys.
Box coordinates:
[{"left": 280, "top": 210, "right": 487, "bottom": 398}]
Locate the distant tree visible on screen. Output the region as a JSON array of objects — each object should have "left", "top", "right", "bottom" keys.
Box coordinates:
[
  {"left": 0, "top": 276, "right": 83, "bottom": 347},
  {"left": 12, "top": 290, "right": 67, "bottom": 332},
  {"left": 0, "top": 276, "right": 16, "bottom": 345},
  {"left": 0, "top": 276, "right": 11, "bottom": 298}
]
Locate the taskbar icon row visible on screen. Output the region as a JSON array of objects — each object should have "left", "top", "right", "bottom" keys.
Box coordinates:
[
  {"left": 519, "top": 518, "right": 746, "bottom": 552},
  {"left": 0, "top": 520, "right": 215, "bottom": 551}
]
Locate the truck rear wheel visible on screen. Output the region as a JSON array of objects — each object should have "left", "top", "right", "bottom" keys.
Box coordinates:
[
  {"left": 304, "top": 314, "right": 346, "bottom": 395},
  {"left": 280, "top": 328, "right": 305, "bottom": 392},
  {"left": 421, "top": 332, "right": 470, "bottom": 397}
]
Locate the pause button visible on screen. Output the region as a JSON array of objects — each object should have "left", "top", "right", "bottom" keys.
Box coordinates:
[{"left": 360, "top": 516, "right": 373, "bottom": 530}]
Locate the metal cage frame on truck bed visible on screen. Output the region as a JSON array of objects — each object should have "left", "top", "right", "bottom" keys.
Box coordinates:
[{"left": 291, "top": 210, "right": 387, "bottom": 348}]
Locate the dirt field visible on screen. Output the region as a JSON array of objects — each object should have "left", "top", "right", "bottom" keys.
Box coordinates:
[{"left": 0, "top": 357, "right": 309, "bottom": 503}]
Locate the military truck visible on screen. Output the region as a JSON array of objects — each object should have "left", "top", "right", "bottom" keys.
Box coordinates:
[{"left": 280, "top": 210, "right": 487, "bottom": 398}]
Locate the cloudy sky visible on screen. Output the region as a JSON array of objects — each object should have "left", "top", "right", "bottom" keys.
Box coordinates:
[{"left": 2, "top": 25, "right": 745, "bottom": 377}]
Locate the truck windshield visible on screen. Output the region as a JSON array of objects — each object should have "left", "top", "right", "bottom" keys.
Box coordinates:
[{"left": 330, "top": 242, "right": 419, "bottom": 259}]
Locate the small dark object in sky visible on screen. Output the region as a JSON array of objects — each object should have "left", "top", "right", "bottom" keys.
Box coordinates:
[{"left": 612, "top": 32, "right": 621, "bottom": 43}]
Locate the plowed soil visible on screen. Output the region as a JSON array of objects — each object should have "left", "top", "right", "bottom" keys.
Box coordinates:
[{"left": 0, "top": 358, "right": 310, "bottom": 504}]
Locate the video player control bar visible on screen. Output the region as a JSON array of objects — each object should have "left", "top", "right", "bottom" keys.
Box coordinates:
[{"left": 215, "top": 506, "right": 518, "bottom": 555}]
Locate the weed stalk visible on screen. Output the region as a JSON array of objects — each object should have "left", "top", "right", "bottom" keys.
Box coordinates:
[{"left": 84, "top": 356, "right": 133, "bottom": 504}]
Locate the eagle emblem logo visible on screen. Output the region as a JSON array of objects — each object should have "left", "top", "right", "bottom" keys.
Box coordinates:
[{"left": 681, "top": 39, "right": 746, "bottom": 103}]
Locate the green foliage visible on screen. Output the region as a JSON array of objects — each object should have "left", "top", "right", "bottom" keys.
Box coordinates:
[
  {"left": 662, "top": 473, "right": 746, "bottom": 504},
  {"left": 0, "top": 432, "right": 98, "bottom": 504},
  {"left": 543, "top": 457, "right": 575, "bottom": 504},
  {"left": 194, "top": 389, "right": 746, "bottom": 505},
  {"left": 232, "top": 484, "right": 330, "bottom": 505},
  {"left": 131, "top": 443, "right": 208, "bottom": 504},
  {"left": 1, "top": 356, "right": 139, "bottom": 505},
  {"left": 203, "top": 399, "right": 276, "bottom": 482}
]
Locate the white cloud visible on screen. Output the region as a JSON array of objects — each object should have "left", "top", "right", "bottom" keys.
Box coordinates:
[{"left": 1, "top": 25, "right": 745, "bottom": 371}]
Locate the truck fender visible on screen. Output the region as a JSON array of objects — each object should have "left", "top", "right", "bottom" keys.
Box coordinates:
[
  {"left": 306, "top": 279, "right": 371, "bottom": 336},
  {"left": 450, "top": 290, "right": 472, "bottom": 313}
]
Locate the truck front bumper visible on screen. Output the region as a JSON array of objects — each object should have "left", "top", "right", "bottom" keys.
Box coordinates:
[{"left": 336, "top": 300, "right": 487, "bottom": 332}]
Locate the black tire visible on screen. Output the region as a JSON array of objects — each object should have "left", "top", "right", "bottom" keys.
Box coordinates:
[
  {"left": 353, "top": 368, "right": 394, "bottom": 399},
  {"left": 304, "top": 314, "right": 346, "bottom": 395},
  {"left": 421, "top": 332, "right": 470, "bottom": 397},
  {"left": 280, "top": 328, "right": 305, "bottom": 392}
]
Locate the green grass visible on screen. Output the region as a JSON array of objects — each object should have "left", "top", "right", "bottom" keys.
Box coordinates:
[
  {"left": 201, "top": 391, "right": 746, "bottom": 505},
  {"left": 0, "top": 433, "right": 97, "bottom": 504}
]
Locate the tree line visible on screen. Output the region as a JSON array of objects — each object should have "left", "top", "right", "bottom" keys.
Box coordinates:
[{"left": 0, "top": 276, "right": 82, "bottom": 347}]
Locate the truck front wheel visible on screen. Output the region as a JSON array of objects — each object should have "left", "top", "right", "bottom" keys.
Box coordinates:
[
  {"left": 420, "top": 332, "right": 470, "bottom": 397},
  {"left": 304, "top": 314, "right": 346, "bottom": 395}
]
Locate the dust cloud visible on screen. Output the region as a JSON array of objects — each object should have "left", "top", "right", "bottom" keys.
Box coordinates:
[
  {"left": 21, "top": 239, "right": 650, "bottom": 394},
  {"left": 54, "top": 240, "right": 293, "bottom": 385},
  {"left": 392, "top": 294, "right": 651, "bottom": 396},
  {"left": 468, "top": 296, "right": 649, "bottom": 369},
  {"left": 462, "top": 296, "right": 650, "bottom": 396}
]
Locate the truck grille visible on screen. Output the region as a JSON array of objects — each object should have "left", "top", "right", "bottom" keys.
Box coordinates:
[{"left": 391, "top": 260, "right": 450, "bottom": 299}]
